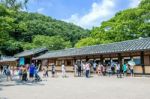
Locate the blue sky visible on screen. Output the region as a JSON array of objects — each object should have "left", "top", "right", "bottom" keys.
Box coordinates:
[{"left": 27, "top": 0, "right": 141, "bottom": 29}]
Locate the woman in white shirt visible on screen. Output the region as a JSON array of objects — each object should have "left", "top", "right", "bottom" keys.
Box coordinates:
[
  {"left": 116, "top": 63, "right": 120, "bottom": 78},
  {"left": 61, "top": 63, "right": 66, "bottom": 77}
]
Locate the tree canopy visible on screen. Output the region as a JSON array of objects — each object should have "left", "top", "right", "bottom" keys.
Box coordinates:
[
  {"left": 1, "top": 0, "right": 149, "bottom": 56},
  {"left": 0, "top": 1, "right": 89, "bottom": 55}
]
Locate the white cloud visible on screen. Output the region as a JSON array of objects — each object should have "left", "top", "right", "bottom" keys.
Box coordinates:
[
  {"left": 63, "top": 0, "right": 116, "bottom": 29},
  {"left": 37, "top": 8, "right": 44, "bottom": 13},
  {"left": 63, "top": 0, "right": 141, "bottom": 29},
  {"left": 129, "top": 0, "right": 141, "bottom": 8}
]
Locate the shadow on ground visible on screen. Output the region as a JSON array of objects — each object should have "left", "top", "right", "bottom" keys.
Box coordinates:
[{"left": 0, "top": 74, "right": 45, "bottom": 88}]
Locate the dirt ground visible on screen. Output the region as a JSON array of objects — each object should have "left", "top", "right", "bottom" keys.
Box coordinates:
[{"left": 0, "top": 73, "right": 150, "bottom": 99}]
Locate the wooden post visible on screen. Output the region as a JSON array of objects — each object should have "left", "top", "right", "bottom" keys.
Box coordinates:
[
  {"left": 80, "top": 57, "right": 82, "bottom": 64},
  {"left": 100, "top": 55, "right": 104, "bottom": 64},
  {"left": 73, "top": 57, "right": 76, "bottom": 65},
  {"left": 54, "top": 59, "right": 56, "bottom": 66},
  {"left": 118, "top": 53, "right": 122, "bottom": 66},
  {"left": 118, "top": 53, "right": 122, "bottom": 78},
  {"left": 110, "top": 57, "right": 112, "bottom": 66},
  {"left": 86, "top": 56, "right": 89, "bottom": 62},
  {"left": 30, "top": 55, "right": 32, "bottom": 64},
  {"left": 141, "top": 51, "right": 145, "bottom": 74}
]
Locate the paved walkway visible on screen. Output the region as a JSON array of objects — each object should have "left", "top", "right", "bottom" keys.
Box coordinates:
[{"left": 0, "top": 73, "right": 150, "bottom": 99}]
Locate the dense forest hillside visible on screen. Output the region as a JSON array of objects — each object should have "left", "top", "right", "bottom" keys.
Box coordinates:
[
  {"left": 0, "top": 1, "right": 89, "bottom": 56},
  {"left": 0, "top": 0, "right": 149, "bottom": 56},
  {"left": 75, "top": 0, "right": 150, "bottom": 48}
]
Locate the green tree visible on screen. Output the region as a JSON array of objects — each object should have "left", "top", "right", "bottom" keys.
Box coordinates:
[
  {"left": 76, "top": 0, "right": 150, "bottom": 48},
  {"left": 32, "top": 35, "right": 72, "bottom": 50},
  {"left": 0, "top": 1, "right": 89, "bottom": 55}
]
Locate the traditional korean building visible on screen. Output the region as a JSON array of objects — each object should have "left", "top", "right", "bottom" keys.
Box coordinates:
[
  {"left": 0, "top": 57, "right": 19, "bottom": 66},
  {"left": 15, "top": 48, "right": 48, "bottom": 65},
  {"left": 0, "top": 48, "right": 48, "bottom": 70},
  {"left": 34, "top": 38, "right": 150, "bottom": 74}
]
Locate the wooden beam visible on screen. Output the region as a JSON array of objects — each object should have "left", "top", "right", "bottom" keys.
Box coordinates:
[{"left": 141, "top": 51, "right": 145, "bottom": 74}]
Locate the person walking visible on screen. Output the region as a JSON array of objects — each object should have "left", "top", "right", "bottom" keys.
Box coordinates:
[
  {"left": 22, "top": 65, "right": 28, "bottom": 81},
  {"left": 123, "top": 63, "right": 128, "bottom": 76},
  {"left": 45, "top": 66, "right": 49, "bottom": 77},
  {"left": 82, "top": 63, "right": 86, "bottom": 76},
  {"left": 100, "top": 64, "right": 104, "bottom": 76},
  {"left": 29, "top": 63, "right": 35, "bottom": 82},
  {"left": 18, "top": 66, "right": 23, "bottom": 80},
  {"left": 97, "top": 63, "right": 101, "bottom": 76},
  {"left": 74, "top": 64, "right": 78, "bottom": 77},
  {"left": 51, "top": 64, "right": 56, "bottom": 77},
  {"left": 111, "top": 63, "right": 115, "bottom": 75},
  {"left": 85, "top": 62, "right": 90, "bottom": 78},
  {"left": 61, "top": 63, "right": 66, "bottom": 77},
  {"left": 3, "top": 65, "right": 7, "bottom": 75},
  {"left": 34, "top": 66, "right": 42, "bottom": 81},
  {"left": 43, "top": 66, "right": 46, "bottom": 77},
  {"left": 116, "top": 63, "right": 120, "bottom": 78},
  {"left": 77, "top": 64, "right": 82, "bottom": 77},
  {"left": 107, "top": 64, "right": 112, "bottom": 77},
  {"left": 93, "top": 62, "right": 97, "bottom": 74},
  {"left": 5, "top": 65, "right": 12, "bottom": 81},
  {"left": 130, "top": 64, "right": 134, "bottom": 77}
]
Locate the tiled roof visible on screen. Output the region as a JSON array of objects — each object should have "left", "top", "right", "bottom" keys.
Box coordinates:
[
  {"left": 15, "top": 48, "right": 48, "bottom": 57},
  {"left": 0, "top": 58, "right": 18, "bottom": 62},
  {"left": 34, "top": 37, "right": 150, "bottom": 60}
]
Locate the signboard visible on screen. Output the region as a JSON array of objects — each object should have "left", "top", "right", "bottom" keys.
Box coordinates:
[{"left": 19, "top": 57, "right": 25, "bottom": 65}]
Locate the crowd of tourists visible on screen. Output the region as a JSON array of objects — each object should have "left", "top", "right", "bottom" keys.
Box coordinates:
[
  {"left": 73, "top": 61, "right": 135, "bottom": 78},
  {"left": 51, "top": 61, "right": 135, "bottom": 78},
  {"left": 1, "top": 63, "right": 42, "bottom": 82},
  {"left": 0, "top": 61, "right": 135, "bottom": 82}
]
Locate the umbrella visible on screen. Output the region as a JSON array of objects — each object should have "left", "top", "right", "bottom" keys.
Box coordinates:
[{"left": 128, "top": 61, "right": 136, "bottom": 66}]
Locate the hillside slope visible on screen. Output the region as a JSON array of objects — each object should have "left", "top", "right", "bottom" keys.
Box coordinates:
[{"left": 0, "top": 4, "right": 89, "bottom": 55}]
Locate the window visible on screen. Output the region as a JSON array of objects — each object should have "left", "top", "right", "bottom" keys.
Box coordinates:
[
  {"left": 124, "top": 57, "right": 131, "bottom": 63},
  {"left": 144, "top": 56, "right": 150, "bottom": 65},
  {"left": 105, "top": 60, "right": 111, "bottom": 65},
  {"left": 112, "top": 59, "right": 118, "bottom": 63},
  {"left": 133, "top": 57, "right": 141, "bottom": 65},
  {"left": 66, "top": 60, "right": 71, "bottom": 66},
  {"left": 56, "top": 60, "right": 62, "bottom": 66}
]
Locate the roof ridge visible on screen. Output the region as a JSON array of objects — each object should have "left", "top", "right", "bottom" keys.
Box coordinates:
[{"left": 79, "top": 37, "right": 150, "bottom": 48}]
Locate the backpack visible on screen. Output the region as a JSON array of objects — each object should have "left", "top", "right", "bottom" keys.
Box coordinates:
[{"left": 6, "top": 68, "right": 10, "bottom": 75}]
